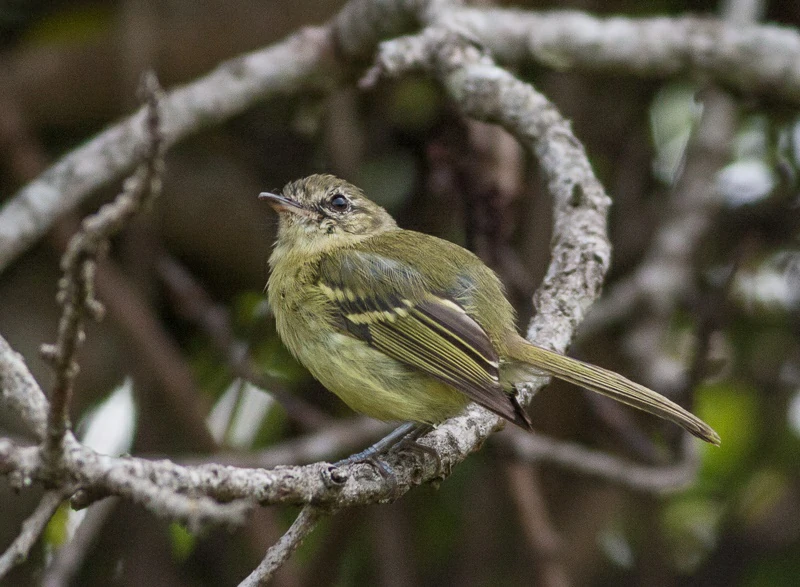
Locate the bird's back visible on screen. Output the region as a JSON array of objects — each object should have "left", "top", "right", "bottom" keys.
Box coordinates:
[{"left": 352, "top": 229, "right": 519, "bottom": 347}]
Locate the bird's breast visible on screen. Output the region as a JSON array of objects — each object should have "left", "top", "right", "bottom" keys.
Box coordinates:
[{"left": 268, "top": 258, "right": 335, "bottom": 355}]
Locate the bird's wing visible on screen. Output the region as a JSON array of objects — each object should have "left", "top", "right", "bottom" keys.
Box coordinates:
[{"left": 317, "top": 249, "right": 531, "bottom": 429}]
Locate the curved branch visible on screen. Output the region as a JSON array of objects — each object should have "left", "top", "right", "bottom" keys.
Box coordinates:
[
  {"left": 450, "top": 9, "right": 800, "bottom": 105},
  {"left": 364, "top": 25, "right": 612, "bottom": 364},
  {"left": 0, "top": 27, "right": 338, "bottom": 274},
  {"left": 1, "top": 12, "right": 615, "bottom": 517},
  {"left": 3, "top": 5, "right": 800, "bottom": 276},
  {"left": 0, "top": 0, "right": 432, "bottom": 276}
]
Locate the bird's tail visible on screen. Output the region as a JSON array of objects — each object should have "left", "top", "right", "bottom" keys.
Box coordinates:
[{"left": 507, "top": 337, "right": 720, "bottom": 446}]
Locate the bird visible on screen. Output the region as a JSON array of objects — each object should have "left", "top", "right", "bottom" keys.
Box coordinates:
[{"left": 261, "top": 174, "right": 720, "bottom": 453}]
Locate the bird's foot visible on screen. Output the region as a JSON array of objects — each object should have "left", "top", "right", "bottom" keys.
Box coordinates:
[
  {"left": 331, "top": 423, "right": 439, "bottom": 495},
  {"left": 393, "top": 424, "right": 442, "bottom": 477}
]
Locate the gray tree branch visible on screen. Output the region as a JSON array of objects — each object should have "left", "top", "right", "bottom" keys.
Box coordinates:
[
  {"left": 497, "top": 431, "right": 700, "bottom": 494},
  {"left": 576, "top": 0, "right": 760, "bottom": 396},
  {"left": 39, "top": 73, "right": 165, "bottom": 459},
  {"left": 1, "top": 3, "right": 799, "bottom": 275},
  {"left": 0, "top": 0, "right": 778, "bottom": 580},
  {"left": 239, "top": 506, "right": 325, "bottom": 586},
  {"left": 449, "top": 8, "right": 800, "bottom": 103},
  {"left": 0, "top": 334, "right": 49, "bottom": 441}
]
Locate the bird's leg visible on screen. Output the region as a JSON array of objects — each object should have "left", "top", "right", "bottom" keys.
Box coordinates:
[
  {"left": 333, "top": 422, "right": 418, "bottom": 468},
  {"left": 333, "top": 422, "right": 439, "bottom": 483}
]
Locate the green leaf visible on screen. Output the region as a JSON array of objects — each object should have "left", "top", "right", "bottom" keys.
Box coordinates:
[
  {"left": 695, "top": 380, "right": 760, "bottom": 483},
  {"left": 168, "top": 522, "right": 196, "bottom": 562},
  {"left": 44, "top": 503, "right": 70, "bottom": 548}
]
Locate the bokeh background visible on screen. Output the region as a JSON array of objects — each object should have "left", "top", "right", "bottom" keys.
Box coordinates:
[{"left": 1, "top": 0, "right": 800, "bottom": 585}]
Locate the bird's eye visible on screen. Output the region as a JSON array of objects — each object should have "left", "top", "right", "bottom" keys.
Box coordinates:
[{"left": 328, "top": 194, "right": 350, "bottom": 212}]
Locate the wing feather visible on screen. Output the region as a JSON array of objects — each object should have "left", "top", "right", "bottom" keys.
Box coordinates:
[{"left": 317, "top": 250, "right": 532, "bottom": 430}]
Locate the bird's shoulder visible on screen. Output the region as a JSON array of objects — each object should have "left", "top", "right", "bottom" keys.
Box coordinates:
[
  {"left": 316, "top": 228, "right": 516, "bottom": 339},
  {"left": 319, "top": 229, "right": 488, "bottom": 293}
]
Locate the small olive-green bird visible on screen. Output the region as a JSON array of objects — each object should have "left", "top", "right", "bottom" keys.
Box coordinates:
[{"left": 262, "top": 175, "right": 720, "bottom": 446}]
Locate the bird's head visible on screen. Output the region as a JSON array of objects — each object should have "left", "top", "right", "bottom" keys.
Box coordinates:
[{"left": 261, "top": 174, "right": 397, "bottom": 259}]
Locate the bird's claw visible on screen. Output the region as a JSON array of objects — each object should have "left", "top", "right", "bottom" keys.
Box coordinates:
[{"left": 329, "top": 422, "right": 441, "bottom": 497}]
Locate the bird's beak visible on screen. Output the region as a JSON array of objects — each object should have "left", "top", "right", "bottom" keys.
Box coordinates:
[{"left": 259, "top": 192, "right": 303, "bottom": 214}]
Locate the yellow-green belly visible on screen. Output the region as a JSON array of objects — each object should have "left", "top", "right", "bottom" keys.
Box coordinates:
[
  {"left": 306, "top": 331, "right": 469, "bottom": 423},
  {"left": 277, "top": 313, "right": 468, "bottom": 423}
]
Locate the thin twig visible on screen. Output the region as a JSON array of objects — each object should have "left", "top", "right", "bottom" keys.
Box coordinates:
[
  {"left": 0, "top": 72, "right": 250, "bottom": 532},
  {"left": 40, "top": 498, "right": 118, "bottom": 587},
  {"left": 1, "top": 74, "right": 220, "bottom": 454},
  {"left": 0, "top": 490, "right": 69, "bottom": 581},
  {"left": 503, "top": 463, "right": 570, "bottom": 587},
  {"left": 497, "top": 431, "right": 699, "bottom": 494},
  {"left": 239, "top": 506, "right": 326, "bottom": 587},
  {"left": 40, "top": 72, "right": 165, "bottom": 458}
]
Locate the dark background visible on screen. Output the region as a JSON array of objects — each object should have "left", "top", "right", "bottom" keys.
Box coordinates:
[{"left": 1, "top": 0, "right": 799, "bottom": 585}]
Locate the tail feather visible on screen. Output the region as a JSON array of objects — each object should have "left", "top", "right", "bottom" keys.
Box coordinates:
[{"left": 510, "top": 339, "right": 720, "bottom": 446}]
